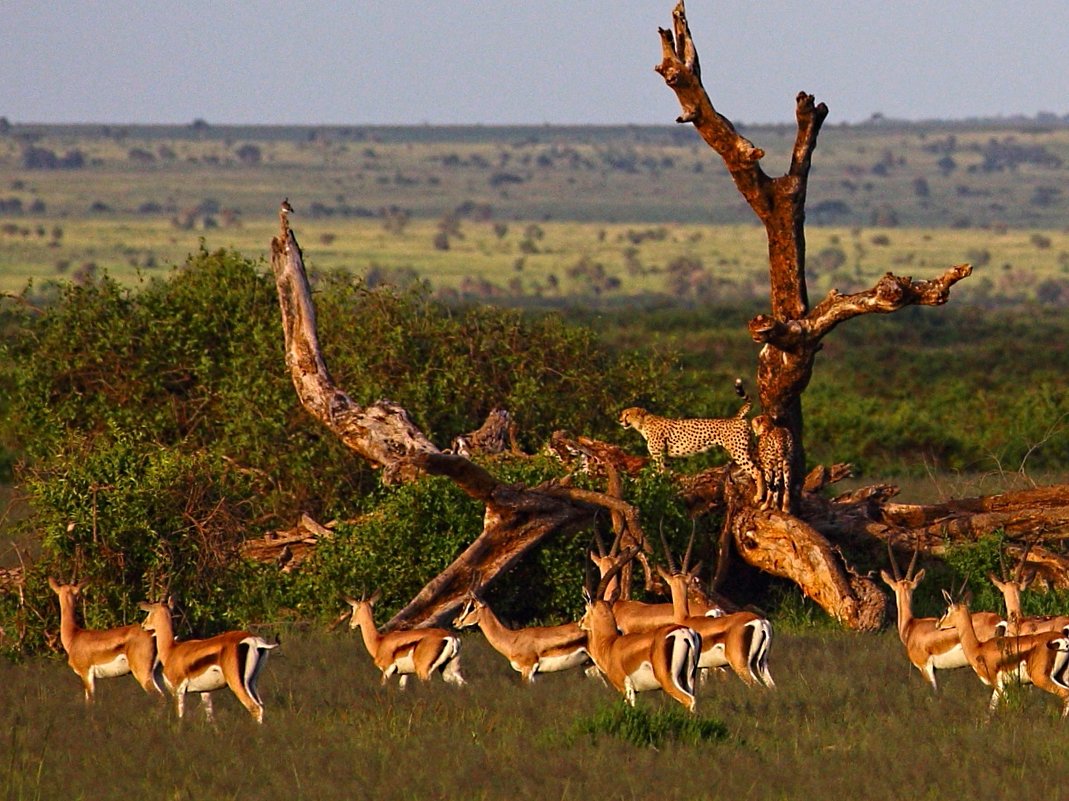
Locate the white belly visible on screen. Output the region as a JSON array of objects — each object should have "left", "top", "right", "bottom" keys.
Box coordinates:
[
  {"left": 698, "top": 642, "right": 728, "bottom": 670},
  {"left": 91, "top": 654, "right": 131, "bottom": 679},
  {"left": 929, "top": 644, "right": 968, "bottom": 670},
  {"left": 627, "top": 662, "right": 661, "bottom": 692},
  {"left": 185, "top": 665, "right": 226, "bottom": 693},
  {"left": 394, "top": 653, "right": 417, "bottom": 675},
  {"left": 535, "top": 650, "right": 589, "bottom": 673}
]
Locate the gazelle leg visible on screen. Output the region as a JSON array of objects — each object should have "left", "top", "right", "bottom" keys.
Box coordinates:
[
  {"left": 81, "top": 672, "right": 95, "bottom": 704},
  {"left": 200, "top": 693, "right": 215, "bottom": 723},
  {"left": 398, "top": 674, "right": 409, "bottom": 690},
  {"left": 442, "top": 657, "right": 465, "bottom": 686}
]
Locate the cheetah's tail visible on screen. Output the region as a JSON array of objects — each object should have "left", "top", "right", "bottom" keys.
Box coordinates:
[{"left": 733, "top": 378, "right": 752, "bottom": 418}]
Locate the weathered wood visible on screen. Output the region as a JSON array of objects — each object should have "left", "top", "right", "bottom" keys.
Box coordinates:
[
  {"left": 652, "top": 1, "right": 980, "bottom": 627},
  {"left": 271, "top": 213, "right": 438, "bottom": 484},
  {"left": 656, "top": 1, "right": 971, "bottom": 484},
  {"left": 270, "top": 209, "right": 662, "bottom": 630}
]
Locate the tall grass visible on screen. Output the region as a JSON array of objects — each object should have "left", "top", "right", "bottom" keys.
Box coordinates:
[{"left": 3, "top": 629, "right": 1068, "bottom": 801}]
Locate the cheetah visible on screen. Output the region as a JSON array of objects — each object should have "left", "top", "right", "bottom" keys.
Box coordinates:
[
  {"left": 751, "top": 414, "right": 793, "bottom": 512},
  {"left": 619, "top": 378, "right": 760, "bottom": 478}
]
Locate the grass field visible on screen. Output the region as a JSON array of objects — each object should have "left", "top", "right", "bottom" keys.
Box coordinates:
[
  {"left": 4, "top": 215, "right": 1068, "bottom": 306},
  {"left": 4, "top": 627, "right": 1069, "bottom": 801},
  {"left": 3, "top": 120, "right": 1069, "bottom": 303}
]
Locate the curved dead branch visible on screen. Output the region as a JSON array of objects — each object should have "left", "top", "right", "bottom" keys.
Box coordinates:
[{"left": 271, "top": 216, "right": 438, "bottom": 484}]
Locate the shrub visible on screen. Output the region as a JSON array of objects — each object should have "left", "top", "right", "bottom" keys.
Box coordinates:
[{"left": 0, "top": 249, "right": 680, "bottom": 651}]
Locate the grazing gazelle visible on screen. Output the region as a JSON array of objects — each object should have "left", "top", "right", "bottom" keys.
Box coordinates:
[
  {"left": 49, "top": 577, "right": 162, "bottom": 702},
  {"left": 655, "top": 534, "right": 774, "bottom": 688},
  {"left": 880, "top": 543, "right": 1005, "bottom": 691},
  {"left": 453, "top": 591, "right": 590, "bottom": 683},
  {"left": 579, "top": 549, "right": 702, "bottom": 711},
  {"left": 938, "top": 590, "right": 1069, "bottom": 717},
  {"left": 139, "top": 599, "right": 278, "bottom": 723},
  {"left": 345, "top": 591, "right": 465, "bottom": 689}
]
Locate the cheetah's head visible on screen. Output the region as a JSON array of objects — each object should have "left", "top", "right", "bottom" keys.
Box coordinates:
[
  {"left": 618, "top": 407, "right": 647, "bottom": 429},
  {"left": 751, "top": 414, "right": 773, "bottom": 436}
]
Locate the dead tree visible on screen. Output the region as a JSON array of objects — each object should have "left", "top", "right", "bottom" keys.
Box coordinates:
[
  {"left": 652, "top": 2, "right": 981, "bottom": 628},
  {"left": 271, "top": 210, "right": 654, "bottom": 628},
  {"left": 262, "top": 7, "right": 1069, "bottom": 631}
]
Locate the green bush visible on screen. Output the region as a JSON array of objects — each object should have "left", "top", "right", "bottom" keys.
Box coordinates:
[
  {"left": 563, "top": 703, "right": 730, "bottom": 748},
  {"left": 0, "top": 249, "right": 680, "bottom": 652}
]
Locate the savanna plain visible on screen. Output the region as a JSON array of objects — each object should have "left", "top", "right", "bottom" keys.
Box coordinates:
[{"left": 2, "top": 120, "right": 1069, "bottom": 801}]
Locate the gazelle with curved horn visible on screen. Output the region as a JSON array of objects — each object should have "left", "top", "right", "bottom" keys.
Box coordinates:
[
  {"left": 879, "top": 542, "right": 1005, "bottom": 691},
  {"left": 49, "top": 577, "right": 162, "bottom": 702},
  {"left": 655, "top": 530, "right": 774, "bottom": 688},
  {"left": 579, "top": 547, "right": 702, "bottom": 711},
  {"left": 988, "top": 544, "right": 1069, "bottom": 637},
  {"left": 938, "top": 589, "right": 1069, "bottom": 717},
  {"left": 345, "top": 590, "right": 465, "bottom": 689},
  {"left": 453, "top": 581, "right": 590, "bottom": 682},
  {"left": 139, "top": 598, "right": 278, "bottom": 723},
  {"left": 588, "top": 529, "right": 719, "bottom": 635}
]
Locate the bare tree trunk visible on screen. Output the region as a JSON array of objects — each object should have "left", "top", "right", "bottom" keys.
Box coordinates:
[{"left": 653, "top": 1, "right": 973, "bottom": 628}]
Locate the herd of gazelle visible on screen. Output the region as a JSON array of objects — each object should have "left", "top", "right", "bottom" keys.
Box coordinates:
[
  {"left": 880, "top": 544, "right": 1069, "bottom": 716},
  {"left": 46, "top": 537, "right": 1069, "bottom": 723}
]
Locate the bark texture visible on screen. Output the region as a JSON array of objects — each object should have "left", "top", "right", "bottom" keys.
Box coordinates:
[
  {"left": 270, "top": 211, "right": 648, "bottom": 629},
  {"left": 652, "top": 1, "right": 976, "bottom": 628}
]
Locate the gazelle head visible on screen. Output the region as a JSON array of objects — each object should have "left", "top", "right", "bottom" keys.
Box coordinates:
[
  {"left": 48, "top": 576, "right": 88, "bottom": 600},
  {"left": 879, "top": 539, "right": 925, "bottom": 594},
  {"left": 138, "top": 597, "right": 175, "bottom": 634},
  {"left": 936, "top": 587, "right": 972, "bottom": 631},
  {"left": 988, "top": 538, "right": 1038, "bottom": 616},
  {"left": 453, "top": 595, "right": 484, "bottom": 629},
  {"left": 580, "top": 545, "right": 638, "bottom": 630},
  {"left": 343, "top": 589, "right": 382, "bottom": 630},
  {"left": 654, "top": 522, "right": 701, "bottom": 583}
]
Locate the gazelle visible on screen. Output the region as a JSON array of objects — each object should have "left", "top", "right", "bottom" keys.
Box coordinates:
[
  {"left": 453, "top": 593, "right": 590, "bottom": 682},
  {"left": 588, "top": 543, "right": 720, "bottom": 635},
  {"left": 989, "top": 566, "right": 1069, "bottom": 637},
  {"left": 938, "top": 590, "right": 1069, "bottom": 717},
  {"left": 49, "top": 577, "right": 162, "bottom": 702},
  {"left": 655, "top": 536, "right": 774, "bottom": 688},
  {"left": 139, "top": 599, "right": 278, "bottom": 723},
  {"left": 345, "top": 591, "right": 465, "bottom": 688},
  {"left": 880, "top": 545, "right": 1006, "bottom": 691},
  {"left": 579, "top": 550, "right": 701, "bottom": 711}
]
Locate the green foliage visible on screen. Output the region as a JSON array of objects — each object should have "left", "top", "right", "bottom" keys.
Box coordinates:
[
  {"left": 0, "top": 252, "right": 677, "bottom": 650},
  {"left": 563, "top": 703, "right": 730, "bottom": 748},
  {"left": 312, "top": 273, "right": 671, "bottom": 451},
  {"left": 941, "top": 529, "right": 1008, "bottom": 614}
]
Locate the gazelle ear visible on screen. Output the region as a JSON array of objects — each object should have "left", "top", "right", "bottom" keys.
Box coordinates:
[
  {"left": 911, "top": 568, "right": 925, "bottom": 585},
  {"left": 368, "top": 589, "right": 383, "bottom": 605},
  {"left": 941, "top": 589, "right": 953, "bottom": 605}
]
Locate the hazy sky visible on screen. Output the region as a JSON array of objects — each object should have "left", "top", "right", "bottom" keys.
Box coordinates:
[{"left": 5, "top": 2, "right": 1068, "bottom": 127}]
